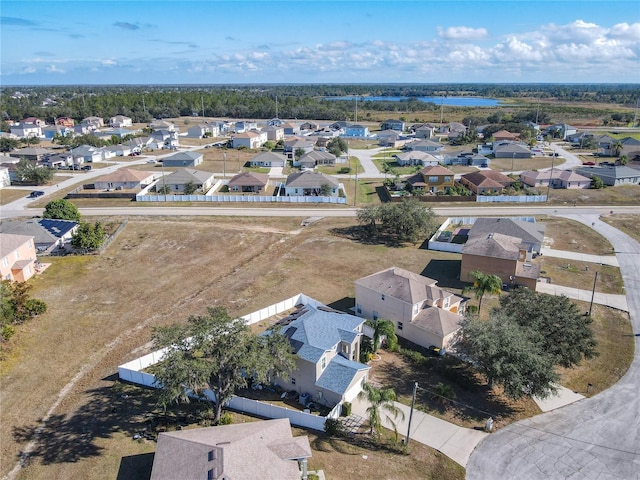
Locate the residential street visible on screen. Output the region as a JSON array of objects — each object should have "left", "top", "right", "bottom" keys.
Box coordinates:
[{"left": 467, "top": 213, "right": 640, "bottom": 480}]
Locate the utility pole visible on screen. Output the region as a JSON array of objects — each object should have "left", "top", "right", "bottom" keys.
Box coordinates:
[
  {"left": 223, "top": 152, "right": 226, "bottom": 179},
  {"left": 546, "top": 153, "right": 555, "bottom": 202},
  {"left": 588, "top": 271, "right": 599, "bottom": 316},
  {"left": 201, "top": 95, "right": 205, "bottom": 120},
  {"left": 406, "top": 382, "right": 418, "bottom": 447}
]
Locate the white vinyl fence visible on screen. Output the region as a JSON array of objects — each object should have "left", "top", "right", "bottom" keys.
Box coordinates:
[
  {"left": 136, "top": 194, "right": 346, "bottom": 204},
  {"left": 476, "top": 195, "right": 547, "bottom": 203},
  {"left": 117, "top": 293, "right": 335, "bottom": 431}
]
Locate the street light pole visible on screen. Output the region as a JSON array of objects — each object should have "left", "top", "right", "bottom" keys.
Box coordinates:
[
  {"left": 406, "top": 382, "right": 418, "bottom": 447},
  {"left": 511, "top": 152, "right": 516, "bottom": 172},
  {"left": 588, "top": 271, "right": 599, "bottom": 316}
]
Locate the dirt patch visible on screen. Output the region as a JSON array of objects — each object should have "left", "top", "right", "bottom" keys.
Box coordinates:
[
  {"left": 538, "top": 215, "right": 615, "bottom": 255},
  {"left": 601, "top": 214, "right": 640, "bottom": 244},
  {"left": 538, "top": 258, "right": 623, "bottom": 294}
]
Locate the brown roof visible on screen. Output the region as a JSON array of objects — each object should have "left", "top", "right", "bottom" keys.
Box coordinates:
[
  {"left": 420, "top": 165, "right": 454, "bottom": 176},
  {"left": 96, "top": 168, "right": 154, "bottom": 183},
  {"left": 461, "top": 171, "right": 513, "bottom": 187},
  {"left": 355, "top": 267, "right": 439, "bottom": 304},
  {"left": 150, "top": 419, "right": 311, "bottom": 480},
  {"left": 228, "top": 171, "right": 269, "bottom": 187}
]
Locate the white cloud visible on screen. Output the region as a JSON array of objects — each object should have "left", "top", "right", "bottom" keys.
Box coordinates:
[
  {"left": 609, "top": 22, "right": 640, "bottom": 39},
  {"left": 22, "top": 66, "right": 36, "bottom": 74},
  {"left": 101, "top": 59, "right": 117, "bottom": 66},
  {"left": 46, "top": 64, "right": 65, "bottom": 73},
  {"left": 438, "top": 26, "right": 488, "bottom": 41}
]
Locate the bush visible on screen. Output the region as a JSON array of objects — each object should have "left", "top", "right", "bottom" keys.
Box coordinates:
[
  {"left": 324, "top": 418, "right": 346, "bottom": 437},
  {"left": 217, "top": 412, "right": 233, "bottom": 425},
  {"left": 219, "top": 185, "right": 229, "bottom": 192},
  {"left": 341, "top": 401, "right": 352, "bottom": 417}
]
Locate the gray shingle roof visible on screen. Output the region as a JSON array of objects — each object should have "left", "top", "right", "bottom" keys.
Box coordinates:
[
  {"left": 285, "top": 171, "right": 339, "bottom": 188},
  {"left": 163, "top": 168, "right": 214, "bottom": 185},
  {"left": 355, "top": 267, "right": 439, "bottom": 305},
  {"left": 462, "top": 232, "right": 524, "bottom": 259},
  {"left": 468, "top": 217, "right": 545, "bottom": 245},
  {"left": 315, "top": 355, "right": 369, "bottom": 396},
  {"left": 163, "top": 151, "right": 203, "bottom": 162}
]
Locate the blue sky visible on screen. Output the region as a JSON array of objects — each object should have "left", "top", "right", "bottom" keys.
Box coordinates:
[{"left": 1, "top": 1, "right": 639, "bottom": 85}]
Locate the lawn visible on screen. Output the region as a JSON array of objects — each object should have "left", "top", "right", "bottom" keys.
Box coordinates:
[
  {"left": 538, "top": 215, "right": 616, "bottom": 255},
  {"left": 0, "top": 188, "right": 30, "bottom": 205},
  {"left": 600, "top": 214, "right": 640, "bottom": 243},
  {"left": 488, "top": 156, "right": 565, "bottom": 172},
  {"left": 538, "top": 257, "right": 623, "bottom": 294}
]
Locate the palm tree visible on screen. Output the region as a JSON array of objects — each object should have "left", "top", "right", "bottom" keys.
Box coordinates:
[
  {"left": 612, "top": 140, "right": 623, "bottom": 158},
  {"left": 357, "top": 382, "right": 404, "bottom": 441},
  {"left": 465, "top": 270, "right": 503, "bottom": 315},
  {"left": 365, "top": 318, "right": 397, "bottom": 353}
]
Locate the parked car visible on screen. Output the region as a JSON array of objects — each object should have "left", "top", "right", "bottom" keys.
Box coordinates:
[
  {"left": 28, "top": 190, "right": 45, "bottom": 198},
  {"left": 582, "top": 161, "right": 596, "bottom": 166},
  {"left": 81, "top": 165, "right": 92, "bottom": 170},
  {"left": 146, "top": 159, "right": 157, "bottom": 164}
]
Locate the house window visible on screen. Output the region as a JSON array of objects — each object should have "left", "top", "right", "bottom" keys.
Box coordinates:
[
  {"left": 397, "top": 322, "right": 403, "bottom": 331},
  {"left": 373, "top": 311, "right": 378, "bottom": 321},
  {"left": 381, "top": 294, "right": 385, "bottom": 301},
  {"left": 1, "top": 257, "right": 7, "bottom": 267},
  {"left": 207, "top": 469, "right": 214, "bottom": 480},
  {"left": 342, "top": 343, "right": 349, "bottom": 354},
  {"left": 321, "top": 357, "right": 326, "bottom": 370},
  {"left": 413, "top": 304, "right": 419, "bottom": 314},
  {"left": 444, "top": 176, "right": 451, "bottom": 182},
  {"left": 208, "top": 450, "right": 215, "bottom": 461},
  {"left": 428, "top": 176, "right": 438, "bottom": 182},
  {"left": 356, "top": 304, "right": 362, "bottom": 314},
  {"left": 291, "top": 377, "right": 296, "bottom": 385}
]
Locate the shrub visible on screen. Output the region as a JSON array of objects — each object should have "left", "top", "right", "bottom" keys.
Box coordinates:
[
  {"left": 324, "top": 418, "right": 346, "bottom": 437},
  {"left": 219, "top": 185, "right": 229, "bottom": 192},
  {"left": 217, "top": 412, "right": 233, "bottom": 426},
  {"left": 341, "top": 401, "right": 352, "bottom": 417}
]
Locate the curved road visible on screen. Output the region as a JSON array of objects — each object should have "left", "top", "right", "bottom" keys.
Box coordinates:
[{"left": 467, "top": 213, "right": 640, "bottom": 480}]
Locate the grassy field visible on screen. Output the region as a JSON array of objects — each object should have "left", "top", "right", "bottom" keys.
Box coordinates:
[
  {"left": 0, "top": 206, "right": 634, "bottom": 478},
  {"left": 489, "top": 156, "right": 565, "bottom": 172},
  {"left": 601, "top": 214, "right": 640, "bottom": 243},
  {"left": 538, "top": 258, "right": 623, "bottom": 294},
  {"left": 537, "top": 215, "right": 616, "bottom": 255}
]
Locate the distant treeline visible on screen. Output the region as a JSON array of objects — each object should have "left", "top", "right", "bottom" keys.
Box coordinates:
[{"left": 1, "top": 84, "right": 638, "bottom": 124}]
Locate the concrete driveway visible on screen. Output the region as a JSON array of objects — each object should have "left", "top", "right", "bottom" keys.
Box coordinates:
[{"left": 467, "top": 214, "right": 640, "bottom": 479}]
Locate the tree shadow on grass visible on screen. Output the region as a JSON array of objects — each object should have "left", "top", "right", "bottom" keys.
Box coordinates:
[
  {"left": 116, "top": 453, "right": 154, "bottom": 480},
  {"left": 12, "top": 381, "right": 159, "bottom": 466},
  {"left": 330, "top": 225, "right": 407, "bottom": 248}
]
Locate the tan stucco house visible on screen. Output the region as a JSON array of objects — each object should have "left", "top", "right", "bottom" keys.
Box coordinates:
[
  {"left": 406, "top": 165, "right": 455, "bottom": 193},
  {"left": 0, "top": 233, "right": 37, "bottom": 282},
  {"left": 354, "top": 267, "right": 466, "bottom": 350}
]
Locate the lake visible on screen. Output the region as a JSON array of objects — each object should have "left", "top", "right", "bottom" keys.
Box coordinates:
[{"left": 325, "top": 96, "right": 501, "bottom": 107}]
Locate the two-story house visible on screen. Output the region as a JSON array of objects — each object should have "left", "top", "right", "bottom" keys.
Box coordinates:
[
  {"left": 0, "top": 233, "right": 37, "bottom": 282},
  {"left": 406, "top": 165, "right": 455, "bottom": 193},
  {"left": 380, "top": 119, "right": 405, "bottom": 132},
  {"left": 109, "top": 115, "right": 133, "bottom": 128},
  {"left": 355, "top": 267, "right": 466, "bottom": 350},
  {"left": 232, "top": 130, "right": 267, "bottom": 149},
  {"left": 272, "top": 304, "right": 370, "bottom": 407}
]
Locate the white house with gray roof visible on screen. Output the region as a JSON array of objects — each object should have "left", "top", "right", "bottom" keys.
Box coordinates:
[
  {"left": 158, "top": 169, "right": 215, "bottom": 193},
  {"left": 575, "top": 165, "right": 640, "bottom": 186},
  {"left": 161, "top": 151, "right": 203, "bottom": 168},
  {"left": 284, "top": 171, "right": 340, "bottom": 197},
  {"left": 271, "top": 304, "right": 370, "bottom": 408}
]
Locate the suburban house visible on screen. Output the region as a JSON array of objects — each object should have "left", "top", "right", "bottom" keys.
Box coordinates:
[
  {"left": 520, "top": 169, "right": 591, "bottom": 189},
  {"left": 232, "top": 130, "right": 268, "bottom": 149},
  {"left": 381, "top": 119, "right": 406, "bottom": 131},
  {"left": 55, "top": 117, "right": 75, "bottom": 127},
  {"left": 69, "top": 145, "right": 105, "bottom": 163},
  {"left": 344, "top": 124, "right": 369, "bottom": 138},
  {"left": 43, "top": 153, "right": 74, "bottom": 169},
  {"left": 234, "top": 120, "right": 258, "bottom": 133},
  {"left": 443, "top": 152, "right": 489, "bottom": 167},
  {"left": 272, "top": 303, "right": 370, "bottom": 407},
  {"left": 187, "top": 123, "right": 219, "bottom": 138},
  {"left": 266, "top": 118, "right": 285, "bottom": 127},
  {"left": 9, "top": 147, "right": 55, "bottom": 162},
  {"left": 329, "top": 121, "right": 349, "bottom": 133},
  {"left": 545, "top": 123, "right": 577, "bottom": 140},
  {"left": 284, "top": 138, "right": 315, "bottom": 157},
  {"left": 0, "top": 233, "right": 37, "bottom": 282},
  {"left": 149, "top": 120, "right": 177, "bottom": 132},
  {"left": 354, "top": 267, "right": 466, "bottom": 350},
  {"left": 575, "top": 165, "right": 640, "bottom": 186},
  {"left": 282, "top": 122, "right": 301, "bottom": 136},
  {"left": 149, "top": 129, "right": 180, "bottom": 149},
  {"left": 81, "top": 116, "right": 104, "bottom": 128},
  {"left": 460, "top": 171, "right": 513, "bottom": 194},
  {"left": 493, "top": 142, "right": 532, "bottom": 159},
  {"left": 0, "top": 218, "right": 78, "bottom": 254},
  {"left": 106, "top": 145, "right": 133, "bottom": 157},
  {"left": 394, "top": 151, "right": 439, "bottom": 167},
  {"left": 150, "top": 419, "right": 312, "bottom": 480},
  {"left": 42, "top": 125, "right": 73, "bottom": 140},
  {"left": 109, "top": 115, "right": 133, "bottom": 128},
  {"left": 10, "top": 122, "right": 43, "bottom": 139},
  {"left": 283, "top": 171, "right": 340, "bottom": 197},
  {"left": 162, "top": 151, "right": 203, "bottom": 168},
  {"left": 492, "top": 130, "right": 520, "bottom": 142},
  {"left": 620, "top": 137, "right": 640, "bottom": 160},
  {"left": 22, "top": 117, "right": 46, "bottom": 127},
  {"left": 414, "top": 124, "right": 436, "bottom": 139},
  {"left": 406, "top": 139, "right": 445, "bottom": 154},
  {"left": 227, "top": 171, "right": 270, "bottom": 193},
  {"left": 159, "top": 169, "right": 215, "bottom": 193},
  {"left": 467, "top": 217, "right": 546, "bottom": 255},
  {"left": 249, "top": 151, "right": 286, "bottom": 168},
  {"left": 300, "top": 121, "right": 319, "bottom": 131},
  {"left": 297, "top": 150, "right": 336, "bottom": 169},
  {"left": 94, "top": 169, "right": 155, "bottom": 191},
  {"left": 406, "top": 165, "right": 455, "bottom": 193},
  {"left": 377, "top": 129, "right": 402, "bottom": 147},
  {"left": 263, "top": 125, "right": 285, "bottom": 142},
  {"left": 93, "top": 128, "right": 135, "bottom": 140},
  {"left": 461, "top": 232, "right": 541, "bottom": 290}
]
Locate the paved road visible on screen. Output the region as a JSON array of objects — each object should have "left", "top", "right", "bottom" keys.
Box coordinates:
[{"left": 467, "top": 213, "right": 640, "bottom": 480}]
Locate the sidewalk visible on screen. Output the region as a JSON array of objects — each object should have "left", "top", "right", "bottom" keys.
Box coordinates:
[
  {"left": 540, "top": 247, "right": 619, "bottom": 267},
  {"left": 351, "top": 396, "right": 487, "bottom": 467},
  {"left": 536, "top": 283, "right": 628, "bottom": 311}
]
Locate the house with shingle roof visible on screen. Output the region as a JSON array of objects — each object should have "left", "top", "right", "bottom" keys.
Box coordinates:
[
  {"left": 159, "top": 169, "right": 215, "bottom": 193},
  {"left": 461, "top": 232, "right": 541, "bottom": 290},
  {"left": 406, "top": 139, "right": 445, "bottom": 154},
  {"left": 460, "top": 171, "right": 513, "bottom": 194},
  {"left": 0, "top": 233, "right": 37, "bottom": 282},
  {"left": 575, "top": 165, "right": 640, "bottom": 186},
  {"left": 1, "top": 218, "right": 78, "bottom": 254},
  {"left": 150, "top": 418, "right": 311, "bottom": 480},
  {"left": 9, "top": 147, "right": 55, "bottom": 162},
  {"left": 345, "top": 124, "right": 369, "bottom": 138},
  {"left": 355, "top": 267, "right": 466, "bottom": 350},
  {"left": 227, "top": 171, "right": 270, "bottom": 193},
  {"left": 297, "top": 150, "right": 336, "bottom": 169},
  {"left": 620, "top": 136, "right": 640, "bottom": 160},
  {"left": 108, "top": 115, "right": 132, "bottom": 128},
  {"left": 94, "top": 168, "right": 155, "bottom": 191},
  {"left": 284, "top": 171, "right": 340, "bottom": 197},
  {"left": 520, "top": 169, "right": 591, "bottom": 189},
  {"left": 271, "top": 303, "right": 370, "bottom": 407},
  {"left": 162, "top": 151, "right": 203, "bottom": 168},
  {"left": 493, "top": 142, "right": 532, "bottom": 158},
  {"left": 381, "top": 119, "right": 405, "bottom": 132},
  {"left": 394, "top": 151, "right": 440, "bottom": 167},
  {"left": 232, "top": 130, "right": 268, "bottom": 149},
  {"left": 406, "top": 165, "right": 455, "bottom": 193},
  {"left": 249, "top": 151, "right": 285, "bottom": 168},
  {"left": 492, "top": 130, "right": 520, "bottom": 142},
  {"left": 468, "top": 217, "right": 545, "bottom": 255}
]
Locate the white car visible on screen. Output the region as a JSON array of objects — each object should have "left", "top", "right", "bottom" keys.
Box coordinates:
[{"left": 146, "top": 159, "right": 157, "bottom": 164}]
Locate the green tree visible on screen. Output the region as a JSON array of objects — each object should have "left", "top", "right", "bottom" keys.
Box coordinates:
[
  {"left": 612, "top": 140, "right": 623, "bottom": 157},
  {"left": 365, "top": 318, "right": 397, "bottom": 353},
  {"left": 591, "top": 176, "right": 605, "bottom": 189},
  {"left": 151, "top": 306, "right": 296, "bottom": 423},
  {"left": 319, "top": 183, "right": 332, "bottom": 196},
  {"left": 464, "top": 270, "right": 503, "bottom": 315},
  {"left": 1, "top": 280, "right": 48, "bottom": 342},
  {"left": 69, "top": 134, "right": 106, "bottom": 148},
  {"left": 20, "top": 136, "right": 40, "bottom": 146},
  {"left": 356, "top": 204, "right": 381, "bottom": 237},
  {"left": 357, "top": 198, "right": 437, "bottom": 245},
  {"left": 42, "top": 199, "right": 81, "bottom": 221},
  {"left": 294, "top": 148, "right": 306, "bottom": 162},
  {"left": 183, "top": 181, "right": 198, "bottom": 195},
  {"left": 14, "top": 158, "right": 54, "bottom": 185},
  {"left": 157, "top": 184, "right": 172, "bottom": 194},
  {"left": 327, "top": 137, "right": 348, "bottom": 157},
  {"left": 357, "top": 382, "right": 404, "bottom": 441},
  {"left": 0, "top": 137, "right": 19, "bottom": 152},
  {"left": 71, "top": 221, "right": 106, "bottom": 252},
  {"left": 617, "top": 154, "right": 629, "bottom": 166},
  {"left": 458, "top": 313, "right": 559, "bottom": 399},
  {"left": 498, "top": 288, "right": 597, "bottom": 368}
]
